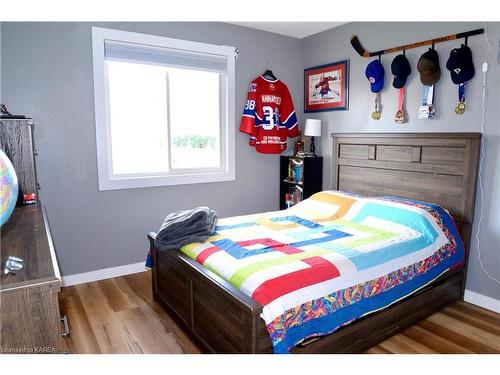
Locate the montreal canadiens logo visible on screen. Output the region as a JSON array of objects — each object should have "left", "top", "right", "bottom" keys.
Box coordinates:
[
  {"left": 269, "top": 83, "right": 275, "bottom": 91},
  {"left": 368, "top": 77, "right": 375, "bottom": 84}
]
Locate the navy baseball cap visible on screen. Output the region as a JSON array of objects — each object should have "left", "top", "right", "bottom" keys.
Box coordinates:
[
  {"left": 391, "top": 54, "right": 411, "bottom": 88},
  {"left": 446, "top": 45, "right": 475, "bottom": 84},
  {"left": 365, "top": 59, "right": 385, "bottom": 93}
]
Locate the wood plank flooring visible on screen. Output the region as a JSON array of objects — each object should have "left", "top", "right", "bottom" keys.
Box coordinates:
[{"left": 59, "top": 271, "right": 500, "bottom": 354}]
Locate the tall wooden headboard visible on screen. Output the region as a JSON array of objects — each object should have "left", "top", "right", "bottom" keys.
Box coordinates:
[{"left": 331, "top": 133, "right": 481, "bottom": 252}]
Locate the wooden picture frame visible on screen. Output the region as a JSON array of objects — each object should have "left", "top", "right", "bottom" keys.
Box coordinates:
[{"left": 304, "top": 59, "right": 349, "bottom": 112}]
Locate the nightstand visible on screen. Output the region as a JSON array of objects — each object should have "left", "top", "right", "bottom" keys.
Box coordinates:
[{"left": 279, "top": 155, "right": 323, "bottom": 209}]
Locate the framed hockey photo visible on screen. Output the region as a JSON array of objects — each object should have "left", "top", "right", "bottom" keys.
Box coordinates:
[{"left": 304, "top": 59, "right": 349, "bottom": 112}]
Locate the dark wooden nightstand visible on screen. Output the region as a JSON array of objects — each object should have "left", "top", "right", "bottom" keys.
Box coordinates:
[{"left": 279, "top": 155, "right": 323, "bottom": 209}]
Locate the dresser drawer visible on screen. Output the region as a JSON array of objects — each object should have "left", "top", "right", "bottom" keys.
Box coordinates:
[{"left": 1, "top": 282, "right": 62, "bottom": 354}]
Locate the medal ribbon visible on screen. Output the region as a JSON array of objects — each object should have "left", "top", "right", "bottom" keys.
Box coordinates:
[
  {"left": 459, "top": 82, "right": 466, "bottom": 103},
  {"left": 427, "top": 85, "right": 434, "bottom": 106},
  {"left": 397, "top": 87, "right": 404, "bottom": 113},
  {"left": 422, "top": 85, "right": 434, "bottom": 106},
  {"left": 371, "top": 92, "right": 381, "bottom": 120},
  {"left": 422, "top": 85, "right": 429, "bottom": 106}
]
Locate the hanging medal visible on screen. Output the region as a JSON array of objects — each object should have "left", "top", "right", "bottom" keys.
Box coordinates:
[
  {"left": 394, "top": 88, "right": 405, "bottom": 124},
  {"left": 455, "top": 82, "right": 466, "bottom": 114},
  {"left": 372, "top": 92, "right": 381, "bottom": 120}
]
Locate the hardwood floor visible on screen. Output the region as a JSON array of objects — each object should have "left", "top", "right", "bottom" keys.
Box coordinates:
[{"left": 59, "top": 271, "right": 500, "bottom": 354}]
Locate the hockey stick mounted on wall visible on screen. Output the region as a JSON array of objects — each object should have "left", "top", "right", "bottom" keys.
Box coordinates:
[{"left": 350, "top": 28, "right": 484, "bottom": 57}]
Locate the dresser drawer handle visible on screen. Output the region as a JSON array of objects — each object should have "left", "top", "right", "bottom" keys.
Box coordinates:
[{"left": 61, "top": 315, "right": 70, "bottom": 337}]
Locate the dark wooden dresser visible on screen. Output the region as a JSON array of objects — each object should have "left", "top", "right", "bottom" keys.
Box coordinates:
[{"left": 0, "top": 203, "right": 64, "bottom": 354}]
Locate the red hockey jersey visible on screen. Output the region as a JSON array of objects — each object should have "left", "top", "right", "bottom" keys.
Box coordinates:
[{"left": 239, "top": 76, "right": 298, "bottom": 154}]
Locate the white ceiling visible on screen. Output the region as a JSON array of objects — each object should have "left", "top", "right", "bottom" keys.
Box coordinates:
[{"left": 227, "top": 22, "right": 346, "bottom": 39}]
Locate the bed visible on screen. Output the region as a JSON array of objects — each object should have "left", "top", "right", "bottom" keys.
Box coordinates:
[{"left": 148, "top": 132, "right": 481, "bottom": 353}]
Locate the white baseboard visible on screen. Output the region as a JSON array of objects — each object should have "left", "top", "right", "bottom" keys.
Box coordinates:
[
  {"left": 464, "top": 289, "right": 500, "bottom": 313},
  {"left": 62, "top": 261, "right": 147, "bottom": 287},
  {"left": 61, "top": 264, "right": 500, "bottom": 315}
]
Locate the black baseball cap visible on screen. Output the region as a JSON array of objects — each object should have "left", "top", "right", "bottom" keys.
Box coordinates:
[
  {"left": 391, "top": 54, "right": 411, "bottom": 88},
  {"left": 446, "top": 45, "right": 475, "bottom": 84},
  {"left": 417, "top": 48, "right": 441, "bottom": 85}
]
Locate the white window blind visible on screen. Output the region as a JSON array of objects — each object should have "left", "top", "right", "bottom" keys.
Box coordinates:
[{"left": 104, "top": 40, "right": 228, "bottom": 72}]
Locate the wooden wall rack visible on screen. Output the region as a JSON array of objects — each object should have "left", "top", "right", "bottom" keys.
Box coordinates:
[{"left": 351, "top": 28, "right": 484, "bottom": 57}]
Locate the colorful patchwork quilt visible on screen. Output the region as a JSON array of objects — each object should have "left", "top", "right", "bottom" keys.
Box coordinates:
[{"left": 179, "top": 191, "right": 464, "bottom": 353}]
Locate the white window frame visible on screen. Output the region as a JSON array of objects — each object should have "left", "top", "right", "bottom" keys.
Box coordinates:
[{"left": 91, "top": 27, "right": 236, "bottom": 191}]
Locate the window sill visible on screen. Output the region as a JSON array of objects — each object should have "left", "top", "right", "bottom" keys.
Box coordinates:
[{"left": 98, "top": 170, "right": 236, "bottom": 191}]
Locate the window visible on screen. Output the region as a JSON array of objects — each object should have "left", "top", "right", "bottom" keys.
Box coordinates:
[{"left": 92, "top": 27, "right": 236, "bottom": 190}]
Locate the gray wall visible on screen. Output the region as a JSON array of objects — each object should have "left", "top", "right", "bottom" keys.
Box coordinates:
[
  {"left": 2, "top": 21, "right": 499, "bottom": 301},
  {"left": 0, "top": 22, "right": 2, "bottom": 103},
  {"left": 301, "top": 22, "right": 500, "bottom": 300},
  {"left": 1, "top": 22, "right": 303, "bottom": 275}
]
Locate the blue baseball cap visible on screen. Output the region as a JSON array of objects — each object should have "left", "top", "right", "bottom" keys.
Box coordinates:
[{"left": 365, "top": 59, "right": 385, "bottom": 93}]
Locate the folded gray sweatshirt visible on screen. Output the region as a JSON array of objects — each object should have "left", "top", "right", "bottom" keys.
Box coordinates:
[{"left": 154, "top": 207, "right": 217, "bottom": 251}]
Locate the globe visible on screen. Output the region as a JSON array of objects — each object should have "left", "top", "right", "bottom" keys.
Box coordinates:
[{"left": 1, "top": 149, "right": 19, "bottom": 227}]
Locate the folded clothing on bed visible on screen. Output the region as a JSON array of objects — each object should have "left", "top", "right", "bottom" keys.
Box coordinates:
[
  {"left": 179, "top": 191, "right": 465, "bottom": 353},
  {"left": 154, "top": 207, "right": 217, "bottom": 251}
]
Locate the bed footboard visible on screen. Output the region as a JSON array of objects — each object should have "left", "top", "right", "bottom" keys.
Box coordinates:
[{"left": 148, "top": 233, "right": 272, "bottom": 353}]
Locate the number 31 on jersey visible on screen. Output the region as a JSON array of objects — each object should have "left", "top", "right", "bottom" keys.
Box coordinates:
[{"left": 262, "top": 105, "right": 276, "bottom": 130}]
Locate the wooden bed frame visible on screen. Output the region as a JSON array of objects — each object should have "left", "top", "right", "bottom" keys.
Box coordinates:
[{"left": 148, "top": 133, "right": 481, "bottom": 353}]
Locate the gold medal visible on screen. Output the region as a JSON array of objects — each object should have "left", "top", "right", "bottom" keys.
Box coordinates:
[
  {"left": 455, "top": 101, "right": 465, "bottom": 114},
  {"left": 372, "top": 111, "right": 381, "bottom": 120}
]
